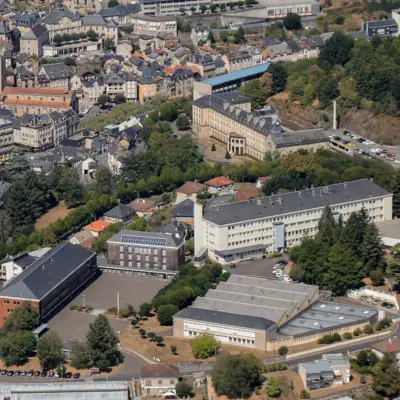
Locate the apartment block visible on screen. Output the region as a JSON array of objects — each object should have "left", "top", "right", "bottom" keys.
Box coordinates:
[
  {"left": 192, "top": 92, "right": 329, "bottom": 160},
  {"left": 140, "top": 0, "right": 211, "bottom": 15},
  {"left": 194, "top": 179, "right": 393, "bottom": 264},
  {"left": 0, "top": 118, "right": 13, "bottom": 161},
  {"left": 132, "top": 15, "right": 178, "bottom": 35}
]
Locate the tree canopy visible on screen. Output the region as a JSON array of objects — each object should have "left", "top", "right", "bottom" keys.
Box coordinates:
[
  {"left": 283, "top": 13, "right": 302, "bottom": 30},
  {"left": 37, "top": 332, "right": 63, "bottom": 369},
  {"left": 191, "top": 334, "right": 220, "bottom": 359},
  {"left": 239, "top": 79, "right": 267, "bottom": 109}
]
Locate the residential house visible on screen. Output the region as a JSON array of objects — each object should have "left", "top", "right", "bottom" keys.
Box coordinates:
[
  {"left": 69, "top": 230, "right": 97, "bottom": 249},
  {"left": 175, "top": 181, "right": 207, "bottom": 204},
  {"left": 16, "top": 65, "right": 37, "bottom": 88},
  {"left": 140, "top": 364, "right": 180, "bottom": 396},
  {"left": 161, "top": 66, "right": 194, "bottom": 98},
  {"left": 363, "top": 18, "right": 399, "bottom": 37},
  {"left": 222, "top": 51, "right": 253, "bottom": 73},
  {"left": 256, "top": 176, "right": 271, "bottom": 189},
  {"left": 204, "top": 176, "right": 235, "bottom": 194},
  {"left": 159, "top": 221, "right": 193, "bottom": 240},
  {"left": 155, "top": 32, "right": 176, "bottom": 48},
  {"left": 20, "top": 24, "right": 49, "bottom": 57},
  {"left": 10, "top": 13, "right": 40, "bottom": 33},
  {"left": 191, "top": 25, "right": 209, "bottom": 47},
  {"left": 298, "top": 354, "right": 350, "bottom": 391},
  {"left": 0, "top": 243, "right": 97, "bottom": 327},
  {"left": 139, "top": 34, "right": 155, "bottom": 51},
  {"left": 137, "top": 76, "right": 157, "bottom": 103},
  {"left": 199, "top": 45, "right": 217, "bottom": 58},
  {"left": 187, "top": 54, "right": 220, "bottom": 78},
  {"left": 129, "top": 198, "right": 156, "bottom": 217},
  {"left": 37, "top": 63, "right": 70, "bottom": 90},
  {"left": 371, "top": 338, "right": 400, "bottom": 364},
  {"left": 173, "top": 198, "right": 194, "bottom": 223},
  {"left": 102, "top": 204, "right": 136, "bottom": 224},
  {"left": 235, "top": 186, "right": 261, "bottom": 201},
  {"left": 82, "top": 219, "right": 111, "bottom": 237},
  {"left": 0, "top": 247, "right": 51, "bottom": 284}
]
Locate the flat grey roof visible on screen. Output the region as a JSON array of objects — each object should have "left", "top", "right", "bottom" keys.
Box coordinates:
[
  {"left": 367, "top": 19, "right": 397, "bottom": 28},
  {"left": 203, "top": 179, "right": 391, "bottom": 225},
  {"left": 378, "top": 219, "right": 400, "bottom": 240},
  {"left": 228, "top": 274, "right": 319, "bottom": 301},
  {"left": 174, "top": 306, "right": 276, "bottom": 331},
  {"left": 301, "top": 359, "right": 333, "bottom": 374},
  {"left": 280, "top": 302, "right": 378, "bottom": 336},
  {"left": 215, "top": 281, "right": 309, "bottom": 311},
  {"left": 192, "top": 296, "right": 286, "bottom": 323}
]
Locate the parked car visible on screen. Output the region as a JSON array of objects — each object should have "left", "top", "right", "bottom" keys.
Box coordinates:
[
  {"left": 64, "top": 372, "right": 73, "bottom": 379},
  {"left": 48, "top": 371, "right": 55, "bottom": 378},
  {"left": 41, "top": 371, "right": 47, "bottom": 377},
  {"left": 27, "top": 370, "right": 34, "bottom": 377},
  {"left": 388, "top": 152, "right": 396, "bottom": 158},
  {"left": 34, "top": 371, "right": 40, "bottom": 377},
  {"left": 20, "top": 371, "right": 27, "bottom": 376},
  {"left": 7, "top": 371, "right": 14, "bottom": 376},
  {"left": 1, "top": 369, "right": 7, "bottom": 375},
  {"left": 357, "top": 138, "right": 366, "bottom": 143},
  {"left": 73, "top": 372, "right": 81, "bottom": 379},
  {"left": 14, "top": 371, "right": 21, "bottom": 376}
]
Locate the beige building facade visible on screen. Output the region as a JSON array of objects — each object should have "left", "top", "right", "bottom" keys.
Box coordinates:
[
  {"left": 192, "top": 92, "right": 330, "bottom": 160},
  {"left": 194, "top": 179, "right": 393, "bottom": 265}
]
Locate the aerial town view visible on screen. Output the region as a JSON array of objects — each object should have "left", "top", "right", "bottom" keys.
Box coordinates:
[{"left": 0, "top": 0, "right": 400, "bottom": 398}]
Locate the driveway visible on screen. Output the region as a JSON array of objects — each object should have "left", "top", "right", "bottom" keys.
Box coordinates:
[{"left": 224, "top": 256, "right": 289, "bottom": 279}]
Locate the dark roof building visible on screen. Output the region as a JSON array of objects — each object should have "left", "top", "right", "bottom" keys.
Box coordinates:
[
  {"left": 0, "top": 243, "right": 97, "bottom": 326},
  {"left": 102, "top": 204, "right": 136, "bottom": 223},
  {"left": 364, "top": 18, "right": 398, "bottom": 37},
  {"left": 173, "top": 198, "right": 194, "bottom": 219}
]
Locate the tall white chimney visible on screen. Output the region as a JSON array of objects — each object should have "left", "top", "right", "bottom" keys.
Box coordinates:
[{"left": 333, "top": 100, "right": 337, "bottom": 130}]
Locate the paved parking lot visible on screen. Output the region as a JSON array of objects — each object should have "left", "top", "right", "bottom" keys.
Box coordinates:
[
  {"left": 48, "top": 273, "right": 169, "bottom": 343},
  {"left": 223, "top": 256, "right": 289, "bottom": 278}
]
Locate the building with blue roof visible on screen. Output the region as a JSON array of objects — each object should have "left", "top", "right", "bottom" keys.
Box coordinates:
[{"left": 193, "top": 63, "right": 270, "bottom": 99}]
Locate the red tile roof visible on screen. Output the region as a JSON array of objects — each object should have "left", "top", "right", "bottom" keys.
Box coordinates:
[
  {"left": 372, "top": 338, "right": 400, "bottom": 353},
  {"left": 83, "top": 219, "right": 111, "bottom": 233},
  {"left": 2, "top": 87, "right": 73, "bottom": 96},
  {"left": 204, "top": 176, "right": 234, "bottom": 188},
  {"left": 236, "top": 187, "right": 261, "bottom": 201}
]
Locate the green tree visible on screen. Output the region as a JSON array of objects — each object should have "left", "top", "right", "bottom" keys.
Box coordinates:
[
  {"left": 316, "top": 206, "right": 339, "bottom": 245},
  {"left": 316, "top": 77, "right": 339, "bottom": 108},
  {"left": 323, "top": 242, "right": 362, "bottom": 295},
  {"left": 266, "top": 377, "right": 281, "bottom": 397},
  {"left": 69, "top": 341, "right": 92, "bottom": 369},
  {"left": 220, "top": 3, "right": 226, "bottom": 11},
  {"left": 59, "top": 168, "right": 86, "bottom": 206},
  {"left": 238, "top": 79, "right": 266, "bottom": 109},
  {"left": 225, "top": 151, "right": 231, "bottom": 160},
  {"left": 37, "top": 332, "right": 63, "bottom": 369},
  {"left": 98, "top": 94, "right": 111, "bottom": 107},
  {"left": 56, "top": 364, "right": 66, "bottom": 377},
  {"left": 86, "top": 314, "right": 124, "bottom": 369},
  {"left": 114, "top": 94, "right": 125, "bottom": 104},
  {"left": 53, "top": 34, "right": 63, "bottom": 45},
  {"left": 361, "top": 223, "right": 384, "bottom": 273},
  {"left": 176, "top": 114, "right": 191, "bottom": 131},
  {"left": 234, "top": 26, "right": 246, "bottom": 43},
  {"left": 62, "top": 33, "right": 71, "bottom": 43},
  {"left": 373, "top": 353, "right": 400, "bottom": 398},
  {"left": 108, "top": 0, "right": 118, "bottom": 6},
  {"left": 211, "top": 354, "right": 262, "bottom": 398},
  {"left": 300, "top": 390, "right": 311, "bottom": 399},
  {"left": 154, "top": 336, "right": 164, "bottom": 346},
  {"left": 269, "top": 62, "right": 288, "bottom": 93},
  {"left": 4, "top": 301, "right": 39, "bottom": 332},
  {"left": 283, "top": 13, "right": 302, "bottom": 30},
  {"left": 80, "top": 32, "right": 88, "bottom": 39},
  {"left": 210, "top": 3, "right": 217, "bottom": 12},
  {"left": 157, "top": 304, "right": 179, "bottom": 326},
  {"left": 139, "top": 302, "right": 153, "bottom": 317},
  {"left": 0, "top": 331, "right": 36, "bottom": 367},
  {"left": 319, "top": 31, "right": 354, "bottom": 68},
  {"left": 370, "top": 269, "right": 384, "bottom": 286},
  {"left": 6, "top": 153, "right": 30, "bottom": 181},
  {"left": 71, "top": 33, "right": 80, "bottom": 41},
  {"left": 176, "top": 380, "right": 193, "bottom": 397},
  {"left": 392, "top": 172, "right": 400, "bottom": 218},
  {"left": 87, "top": 29, "right": 99, "bottom": 41},
  {"left": 94, "top": 166, "right": 114, "bottom": 195},
  {"left": 147, "top": 332, "right": 156, "bottom": 341},
  {"left": 200, "top": 4, "right": 207, "bottom": 13},
  {"left": 220, "top": 31, "right": 229, "bottom": 43},
  {"left": 0, "top": 210, "right": 12, "bottom": 244},
  {"left": 191, "top": 334, "right": 220, "bottom": 358},
  {"left": 208, "top": 30, "right": 216, "bottom": 43},
  {"left": 278, "top": 346, "right": 288, "bottom": 355},
  {"left": 335, "top": 16, "right": 345, "bottom": 24}
]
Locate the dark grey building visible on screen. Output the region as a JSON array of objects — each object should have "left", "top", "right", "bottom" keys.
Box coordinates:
[{"left": 364, "top": 19, "right": 398, "bottom": 37}]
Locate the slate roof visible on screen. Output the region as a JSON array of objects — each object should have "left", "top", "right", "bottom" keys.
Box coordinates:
[
  {"left": 99, "top": 3, "right": 141, "bottom": 17},
  {"left": 15, "top": 53, "right": 33, "bottom": 65},
  {"left": 21, "top": 114, "right": 52, "bottom": 128},
  {"left": 103, "top": 204, "right": 135, "bottom": 219},
  {"left": 41, "top": 9, "right": 79, "bottom": 24},
  {"left": 105, "top": 72, "right": 125, "bottom": 84},
  {"left": 173, "top": 198, "right": 194, "bottom": 218},
  {"left": 40, "top": 63, "right": 69, "bottom": 81},
  {"left": 22, "top": 24, "right": 47, "bottom": 39},
  {"left": 159, "top": 221, "right": 192, "bottom": 236},
  {"left": 82, "top": 14, "right": 107, "bottom": 26},
  {"left": 0, "top": 243, "right": 94, "bottom": 301},
  {"left": 174, "top": 306, "right": 276, "bottom": 331},
  {"left": 0, "top": 20, "right": 11, "bottom": 35},
  {"left": 367, "top": 18, "right": 397, "bottom": 28},
  {"left": 203, "top": 179, "right": 391, "bottom": 225}
]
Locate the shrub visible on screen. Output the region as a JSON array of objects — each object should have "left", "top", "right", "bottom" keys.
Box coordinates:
[
  {"left": 138, "top": 329, "right": 146, "bottom": 337},
  {"left": 343, "top": 332, "right": 352, "bottom": 340},
  {"left": 119, "top": 308, "right": 129, "bottom": 318},
  {"left": 154, "top": 336, "right": 164, "bottom": 346},
  {"left": 157, "top": 304, "right": 179, "bottom": 326},
  {"left": 278, "top": 346, "right": 289, "bottom": 355},
  {"left": 108, "top": 307, "right": 118, "bottom": 315},
  {"left": 376, "top": 318, "right": 392, "bottom": 331},
  {"left": 170, "top": 345, "right": 177, "bottom": 355},
  {"left": 364, "top": 324, "right": 374, "bottom": 335},
  {"left": 353, "top": 328, "right": 362, "bottom": 336},
  {"left": 191, "top": 335, "right": 220, "bottom": 359},
  {"left": 333, "top": 333, "right": 341, "bottom": 342},
  {"left": 300, "top": 390, "right": 311, "bottom": 399},
  {"left": 211, "top": 143, "right": 216, "bottom": 151},
  {"left": 361, "top": 374, "right": 367, "bottom": 384},
  {"left": 139, "top": 302, "right": 152, "bottom": 317},
  {"left": 147, "top": 332, "right": 156, "bottom": 341}
]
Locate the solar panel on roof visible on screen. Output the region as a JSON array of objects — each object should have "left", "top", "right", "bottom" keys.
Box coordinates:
[{"left": 120, "top": 234, "right": 167, "bottom": 247}]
